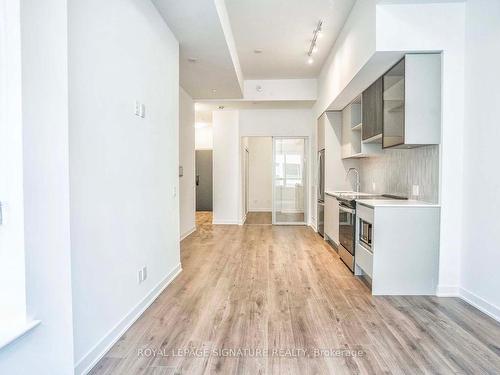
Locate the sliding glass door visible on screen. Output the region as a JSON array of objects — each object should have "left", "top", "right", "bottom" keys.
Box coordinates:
[{"left": 272, "top": 137, "right": 307, "bottom": 225}]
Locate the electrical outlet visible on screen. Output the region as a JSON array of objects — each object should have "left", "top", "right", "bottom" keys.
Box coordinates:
[
  {"left": 134, "top": 101, "right": 146, "bottom": 118},
  {"left": 412, "top": 184, "right": 420, "bottom": 197},
  {"left": 142, "top": 266, "right": 147, "bottom": 281}
]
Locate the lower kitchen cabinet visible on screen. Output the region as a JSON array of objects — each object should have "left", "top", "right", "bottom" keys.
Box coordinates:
[
  {"left": 354, "top": 202, "right": 440, "bottom": 295},
  {"left": 324, "top": 194, "right": 339, "bottom": 246}
]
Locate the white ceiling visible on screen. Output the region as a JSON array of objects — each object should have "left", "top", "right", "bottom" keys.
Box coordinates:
[
  {"left": 153, "top": 0, "right": 355, "bottom": 99},
  {"left": 153, "top": 0, "right": 243, "bottom": 99},
  {"left": 225, "top": 0, "right": 356, "bottom": 79}
]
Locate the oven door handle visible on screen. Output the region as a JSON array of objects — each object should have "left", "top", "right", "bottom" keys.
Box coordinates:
[{"left": 339, "top": 205, "right": 355, "bottom": 215}]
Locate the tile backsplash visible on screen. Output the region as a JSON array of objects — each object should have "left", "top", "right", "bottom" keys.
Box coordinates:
[{"left": 359, "top": 145, "right": 439, "bottom": 203}]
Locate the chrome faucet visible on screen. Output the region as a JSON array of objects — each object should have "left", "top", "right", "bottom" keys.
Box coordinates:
[{"left": 346, "top": 168, "right": 360, "bottom": 193}]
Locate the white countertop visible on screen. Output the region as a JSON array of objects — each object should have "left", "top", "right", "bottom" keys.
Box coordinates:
[
  {"left": 325, "top": 190, "right": 375, "bottom": 197},
  {"left": 325, "top": 190, "right": 344, "bottom": 197},
  {"left": 324, "top": 191, "right": 439, "bottom": 208},
  {"left": 356, "top": 199, "right": 440, "bottom": 208}
]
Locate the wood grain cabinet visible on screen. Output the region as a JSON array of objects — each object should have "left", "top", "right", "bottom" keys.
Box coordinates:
[
  {"left": 362, "top": 77, "right": 383, "bottom": 142},
  {"left": 383, "top": 54, "right": 441, "bottom": 148}
]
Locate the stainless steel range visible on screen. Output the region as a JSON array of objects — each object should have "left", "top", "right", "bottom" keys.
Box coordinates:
[{"left": 336, "top": 193, "right": 406, "bottom": 272}]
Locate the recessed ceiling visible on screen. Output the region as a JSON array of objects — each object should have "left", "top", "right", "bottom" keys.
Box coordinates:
[
  {"left": 153, "top": 0, "right": 243, "bottom": 99},
  {"left": 225, "top": 0, "right": 356, "bottom": 79},
  {"left": 195, "top": 100, "right": 314, "bottom": 111},
  {"left": 153, "top": 0, "right": 355, "bottom": 99}
]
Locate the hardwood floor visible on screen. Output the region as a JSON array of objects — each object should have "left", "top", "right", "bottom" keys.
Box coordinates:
[
  {"left": 196, "top": 211, "right": 213, "bottom": 227},
  {"left": 245, "top": 212, "right": 272, "bottom": 225},
  {"left": 90, "top": 216, "right": 500, "bottom": 374},
  {"left": 275, "top": 211, "right": 305, "bottom": 223}
]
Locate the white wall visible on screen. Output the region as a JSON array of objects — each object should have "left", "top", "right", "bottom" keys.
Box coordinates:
[
  {"left": 247, "top": 137, "right": 272, "bottom": 211},
  {"left": 313, "top": 0, "right": 376, "bottom": 117},
  {"left": 243, "top": 79, "right": 317, "bottom": 101},
  {"left": 179, "top": 87, "right": 196, "bottom": 239},
  {"left": 0, "top": 0, "right": 26, "bottom": 322},
  {"left": 0, "top": 1, "right": 75, "bottom": 374},
  {"left": 239, "top": 109, "right": 313, "bottom": 137},
  {"left": 375, "top": 1, "right": 466, "bottom": 297},
  {"left": 68, "top": 0, "right": 181, "bottom": 372},
  {"left": 195, "top": 125, "right": 213, "bottom": 150},
  {"left": 212, "top": 110, "right": 240, "bottom": 224},
  {"left": 461, "top": 0, "right": 500, "bottom": 320}
]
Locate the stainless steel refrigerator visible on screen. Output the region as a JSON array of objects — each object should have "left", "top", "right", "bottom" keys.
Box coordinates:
[{"left": 317, "top": 149, "right": 325, "bottom": 236}]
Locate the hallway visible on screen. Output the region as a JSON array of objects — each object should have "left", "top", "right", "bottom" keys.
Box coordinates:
[{"left": 90, "top": 221, "right": 500, "bottom": 374}]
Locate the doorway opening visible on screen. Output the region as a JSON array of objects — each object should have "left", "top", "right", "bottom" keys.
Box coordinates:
[
  {"left": 241, "top": 136, "right": 307, "bottom": 226},
  {"left": 195, "top": 117, "right": 213, "bottom": 226},
  {"left": 242, "top": 137, "right": 273, "bottom": 225}
]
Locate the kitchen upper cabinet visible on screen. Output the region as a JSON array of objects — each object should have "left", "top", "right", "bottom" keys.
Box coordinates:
[
  {"left": 342, "top": 99, "right": 382, "bottom": 159},
  {"left": 362, "top": 77, "right": 383, "bottom": 142},
  {"left": 341, "top": 103, "right": 362, "bottom": 158},
  {"left": 383, "top": 54, "right": 441, "bottom": 149}
]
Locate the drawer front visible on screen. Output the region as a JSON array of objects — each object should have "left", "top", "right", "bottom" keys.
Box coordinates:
[
  {"left": 355, "top": 242, "right": 373, "bottom": 277},
  {"left": 356, "top": 204, "right": 374, "bottom": 223}
]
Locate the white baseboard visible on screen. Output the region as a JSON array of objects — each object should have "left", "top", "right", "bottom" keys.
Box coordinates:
[
  {"left": 459, "top": 287, "right": 500, "bottom": 323},
  {"left": 75, "top": 263, "right": 182, "bottom": 375},
  {"left": 436, "top": 284, "right": 460, "bottom": 297},
  {"left": 239, "top": 215, "right": 247, "bottom": 226},
  {"left": 309, "top": 223, "right": 317, "bottom": 232},
  {"left": 180, "top": 226, "right": 196, "bottom": 241},
  {"left": 435, "top": 284, "right": 500, "bottom": 323}
]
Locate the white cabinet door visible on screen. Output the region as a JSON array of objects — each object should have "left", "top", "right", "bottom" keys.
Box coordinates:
[{"left": 324, "top": 195, "right": 339, "bottom": 245}]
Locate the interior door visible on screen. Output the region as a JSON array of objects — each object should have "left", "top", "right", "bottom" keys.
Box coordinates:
[
  {"left": 195, "top": 150, "right": 213, "bottom": 211},
  {"left": 272, "top": 137, "right": 307, "bottom": 225}
]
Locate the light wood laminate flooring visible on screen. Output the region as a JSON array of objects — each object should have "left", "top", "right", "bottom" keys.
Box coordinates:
[
  {"left": 90, "top": 215, "right": 500, "bottom": 374},
  {"left": 245, "top": 212, "right": 272, "bottom": 225}
]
